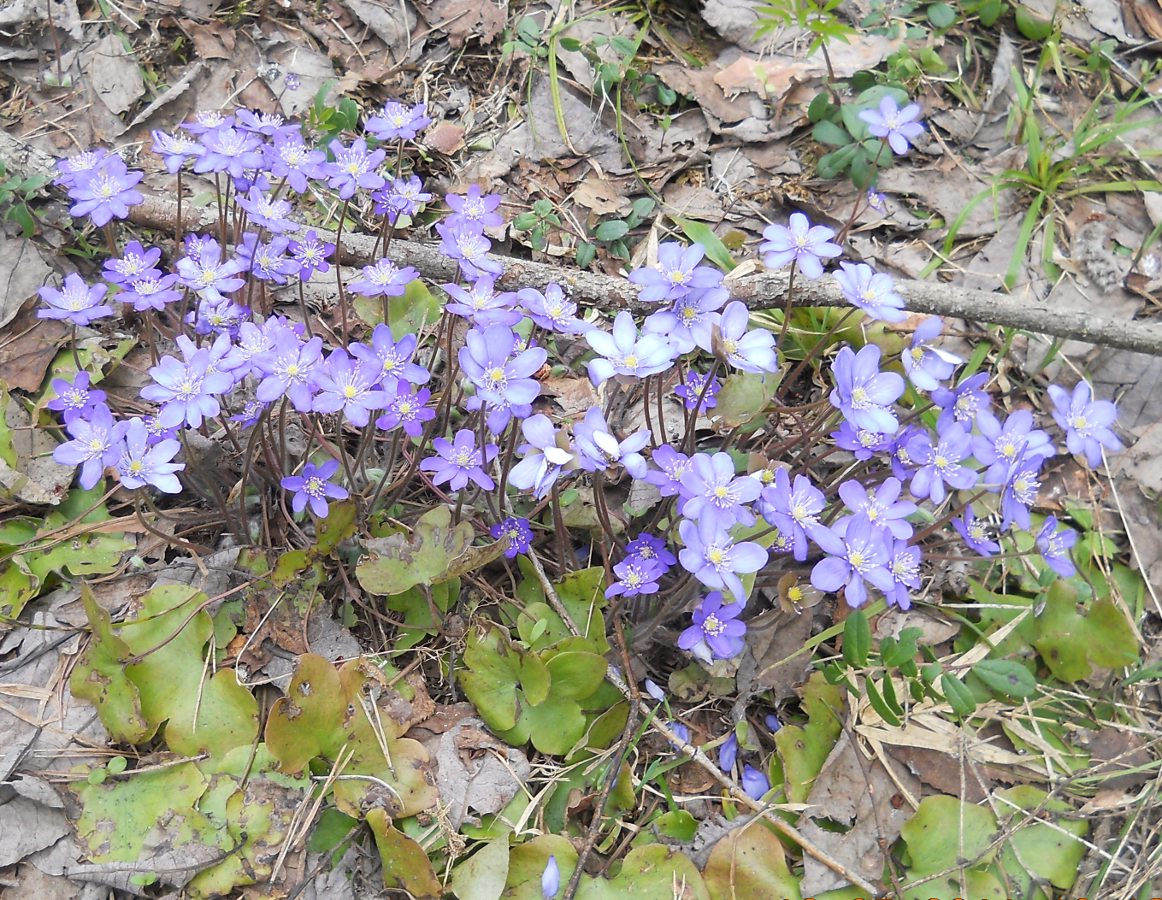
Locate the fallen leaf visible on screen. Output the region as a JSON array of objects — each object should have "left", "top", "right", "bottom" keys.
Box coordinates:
[
  {"left": 0, "top": 793, "right": 70, "bottom": 867},
  {"left": 0, "top": 303, "right": 70, "bottom": 392},
  {"left": 429, "top": 718, "right": 531, "bottom": 828},
  {"left": 425, "top": 120, "right": 466, "bottom": 155},
  {"left": 572, "top": 175, "right": 633, "bottom": 217},
  {"left": 0, "top": 235, "right": 52, "bottom": 331},
  {"left": 429, "top": 0, "right": 506, "bottom": 47},
  {"left": 715, "top": 37, "right": 902, "bottom": 101},
  {"left": 86, "top": 33, "right": 145, "bottom": 117}
]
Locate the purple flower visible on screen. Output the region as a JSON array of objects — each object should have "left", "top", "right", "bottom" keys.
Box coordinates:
[
  {"left": 102, "top": 241, "right": 162, "bottom": 285},
  {"left": 54, "top": 148, "right": 109, "bottom": 189},
  {"left": 810, "top": 514, "right": 895, "bottom": 608},
  {"left": 447, "top": 277, "right": 522, "bottom": 327},
  {"left": 741, "top": 764, "right": 770, "bottom": 800},
  {"left": 420, "top": 429, "right": 497, "bottom": 491},
  {"left": 237, "top": 233, "right": 297, "bottom": 284},
  {"left": 829, "top": 344, "right": 905, "bottom": 434},
  {"left": 284, "top": 72, "right": 301, "bottom": 91},
  {"left": 366, "top": 100, "right": 432, "bottom": 142},
  {"left": 626, "top": 533, "right": 677, "bottom": 568},
  {"left": 668, "top": 722, "right": 691, "bottom": 750},
  {"left": 375, "top": 384, "right": 434, "bottom": 437},
  {"left": 234, "top": 109, "right": 288, "bottom": 136},
  {"left": 953, "top": 504, "right": 1001, "bottom": 557},
  {"left": 193, "top": 126, "right": 264, "bottom": 180},
  {"left": 674, "top": 370, "right": 721, "bottom": 412},
  {"left": 905, "top": 423, "right": 978, "bottom": 505},
  {"left": 758, "top": 212, "right": 841, "bottom": 279},
  {"left": 644, "top": 679, "right": 666, "bottom": 702},
  {"left": 832, "top": 422, "right": 893, "bottom": 460},
  {"left": 325, "top": 138, "right": 386, "bottom": 199},
  {"left": 541, "top": 854, "right": 560, "bottom": 900},
  {"left": 834, "top": 262, "right": 906, "bottom": 323},
  {"left": 67, "top": 157, "right": 143, "bottom": 227},
  {"left": 1047, "top": 380, "right": 1123, "bottom": 468},
  {"left": 973, "top": 409, "right": 1054, "bottom": 487},
  {"left": 836, "top": 476, "right": 916, "bottom": 539},
  {"left": 719, "top": 732, "right": 739, "bottom": 771},
  {"left": 38, "top": 274, "right": 114, "bottom": 326},
  {"left": 678, "top": 591, "right": 747, "bottom": 662},
  {"left": 437, "top": 222, "right": 503, "bottom": 280},
  {"left": 889, "top": 425, "right": 925, "bottom": 480},
  {"left": 372, "top": 175, "right": 433, "bottom": 222},
  {"left": 681, "top": 451, "right": 762, "bottom": 532},
  {"left": 605, "top": 556, "right": 666, "bottom": 598},
  {"left": 759, "top": 468, "right": 825, "bottom": 562},
  {"left": 644, "top": 444, "right": 693, "bottom": 497},
  {"left": 999, "top": 453, "right": 1043, "bottom": 531},
  {"left": 458, "top": 324, "right": 547, "bottom": 433},
  {"left": 444, "top": 184, "right": 504, "bottom": 232},
  {"left": 267, "top": 131, "right": 327, "bottom": 194},
  {"left": 181, "top": 109, "right": 232, "bottom": 135},
  {"left": 885, "top": 539, "right": 921, "bottom": 610},
  {"left": 586, "top": 311, "right": 675, "bottom": 385},
  {"left": 349, "top": 257, "right": 418, "bottom": 297},
  {"left": 516, "top": 283, "right": 587, "bottom": 334},
  {"left": 140, "top": 342, "right": 234, "bottom": 429},
  {"left": 350, "top": 327, "right": 430, "bottom": 391},
  {"left": 859, "top": 95, "right": 924, "bottom": 155},
  {"left": 116, "top": 417, "right": 183, "bottom": 493},
  {"left": 931, "top": 372, "right": 991, "bottom": 432},
  {"left": 282, "top": 459, "right": 349, "bottom": 517},
  {"left": 255, "top": 334, "right": 325, "bottom": 412},
  {"left": 694, "top": 301, "right": 778, "bottom": 374},
  {"left": 1035, "top": 515, "right": 1077, "bottom": 578},
  {"left": 508, "top": 414, "right": 574, "bottom": 499},
  {"left": 571, "top": 407, "right": 649, "bottom": 479},
  {"left": 176, "top": 238, "right": 246, "bottom": 301},
  {"left": 629, "top": 242, "right": 722, "bottom": 303},
  {"left": 189, "top": 296, "right": 250, "bottom": 336},
  {"left": 230, "top": 398, "right": 268, "bottom": 429},
  {"left": 903, "top": 317, "right": 961, "bottom": 392},
  {"left": 642, "top": 286, "right": 728, "bottom": 354},
  {"left": 52, "top": 404, "right": 125, "bottom": 490},
  {"left": 288, "top": 230, "right": 335, "bottom": 279},
  {"left": 490, "top": 517, "right": 533, "bottom": 558},
  {"left": 48, "top": 370, "right": 107, "bottom": 424},
  {"left": 312, "top": 348, "right": 388, "bottom": 426},
  {"left": 119, "top": 274, "right": 183, "bottom": 313},
  {"left": 678, "top": 517, "right": 767, "bottom": 603},
  {"left": 237, "top": 187, "right": 296, "bottom": 234}
]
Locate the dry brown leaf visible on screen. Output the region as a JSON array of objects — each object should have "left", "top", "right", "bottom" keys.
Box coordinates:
[
  {"left": 0, "top": 303, "right": 70, "bottom": 393},
  {"left": 572, "top": 175, "right": 633, "bottom": 217},
  {"left": 428, "top": 719, "right": 531, "bottom": 828},
  {"left": 715, "top": 37, "right": 902, "bottom": 101},
  {"left": 429, "top": 0, "right": 506, "bottom": 48},
  {"left": 425, "top": 120, "right": 466, "bottom": 155},
  {"left": 0, "top": 235, "right": 52, "bottom": 332}
]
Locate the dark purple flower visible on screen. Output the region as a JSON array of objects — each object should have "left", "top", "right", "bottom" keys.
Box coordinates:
[
  {"left": 973, "top": 409, "right": 1054, "bottom": 487},
  {"left": 905, "top": 423, "right": 978, "bottom": 505},
  {"left": 437, "top": 222, "right": 503, "bottom": 280},
  {"left": 1035, "top": 515, "right": 1077, "bottom": 578},
  {"left": 288, "top": 230, "right": 335, "bottom": 279},
  {"left": 674, "top": 370, "right": 721, "bottom": 412},
  {"left": 420, "top": 429, "right": 498, "bottom": 491},
  {"left": 678, "top": 591, "right": 747, "bottom": 662},
  {"left": 1047, "top": 380, "right": 1123, "bottom": 468},
  {"left": 349, "top": 257, "right": 418, "bottom": 297},
  {"left": 741, "top": 764, "right": 770, "bottom": 800},
  {"left": 719, "top": 732, "right": 739, "bottom": 772},
  {"left": 351, "top": 327, "right": 430, "bottom": 391},
  {"left": 836, "top": 476, "right": 916, "bottom": 539},
  {"left": 282, "top": 459, "right": 349, "bottom": 517},
  {"left": 38, "top": 274, "right": 114, "bottom": 326},
  {"left": 508, "top": 414, "right": 574, "bottom": 499},
  {"left": 366, "top": 100, "right": 432, "bottom": 141},
  {"left": 931, "top": 372, "right": 990, "bottom": 432},
  {"left": 458, "top": 324, "right": 547, "bottom": 433},
  {"left": 835, "top": 262, "right": 906, "bottom": 323},
  {"left": 52, "top": 404, "right": 125, "bottom": 490},
  {"left": 859, "top": 95, "right": 925, "bottom": 155},
  {"left": 444, "top": 184, "right": 504, "bottom": 232},
  {"left": 759, "top": 468, "right": 825, "bottom": 562},
  {"left": 375, "top": 384, "right": 434, "bottom": 437},
  {"left": 67, "top": 157, "right": 143, "bottom": 226},
  {"left": 629, "top": 242, "right": 722, "bottom": 303},
  {"left": 678, "top": 517, "right": 767, "bottom": 604},
  {"left": 681, "top": 451, "right": 762, "bottom": 532},
  {"left": 312, "top": 348, "right": 387, "bottom": 426},
  {"left": 586, "top": 311, "right": 675, "bottom": 385},
  {"left": 885, "top": 539, "right": 921, "bottom": 610},
  {"left": 605, "top": 556, "right": 666, "bottom": 598},
  {"left": 117, "top": 417, "right": 183, "bottom": 493},
  {"left": 829, "top": 344, "right": 905, "bottom": 434},
  {"left": 626, "top": 533, "right": 677, "bottom": 568},
  {"left": 953, "top": 503, "right": 1001, "bottom": 557},
  {"left": 810, "top": 514, "right": 895, "bottom": 608},
  {"left": 448, "top": 277, "right": 521, "bottom": 327},
  {"left": 48, "top": 370, "right": 107, "bottom": 424},
  {"left": 255, "top": 334, "right": 324, "bottom": 412},
  {"left": 516, "top": 283, "right": 587, "bottom": 334},
  {"left": 571, "top": 407, "right": 649, "bottom": 478},
  {"left": 102, "top": 241, "right": 162, "bottom": 285},
  {"left": 193, "top": 126, "right": 264, "bottom": 180},
  {"left": 490, "top": 516, "right": 533, "bottom": 557},
  {"left": 230, "top": 398, "right": 268, "bottom": 429},
  {"left": 325, "top": 138, "right": 386, "bottom": 199},
  {"left": 758, "top": 212, "right": 841, "bottom": 278},
  {"left": 903, "top": 317, "right": 960, "bottom": 392},
  {"left": 644, "top": 444, "right": 693, "bottom": 497},
  {"left": 284, "top": 72, "right": 301, "bottom": 91}
]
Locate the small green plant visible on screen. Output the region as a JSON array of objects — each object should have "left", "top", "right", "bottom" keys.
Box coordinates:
[
  {"left": 0, "top": 160, "right": 50, "bottom": 237},
  {"left": 512, "top": 198, "right": 563, "bottom": 252},
  {"left": 808, "top": 83, "right": 911, "bottom": 187},
  {"left": 577, "top": 197, "right": 656, "bottom": 266},
  {"left": 755, "top": 0, "right": 857, "bottom": 53},
  {"left": 304, "top": 80, "right": 360, "bottom": 145}
]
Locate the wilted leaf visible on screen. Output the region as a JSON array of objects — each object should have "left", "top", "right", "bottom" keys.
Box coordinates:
[
  {"left": 1033, "top": 579, "right": 1139, "bottom": 682},
  {"left": 356, "top": 505, "right": 474, "bottom": 595},
  {"left": 367, "top": 810, "right": 443, "bottom": 898},
  {"left": 702, "top": 822, "right": 801, "bottom": 899}
]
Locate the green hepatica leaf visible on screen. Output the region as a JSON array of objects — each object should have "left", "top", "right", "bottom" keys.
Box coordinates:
[
  {"left": 451, "top": 838, "right": 510, "bottom": 900},
  {"left": 164, "top": 669, "right": 259, "bottom": 759},
  {"left": 713, "top": 373, "right": 777, "bottom": 428},
  {"left": 503, "top": 835, "right": 578, "bottom": 899},
  {"left": 996, "top": 785, "right": 1087, "bottom": 892},
  {"left": 264, "top": 653, "right": 346, "bottom": 771},
  {"left": 70, "top": 585, "right": 152, "bottom": 744},
  {"left": 576, "top": 845, "right": 710, "bottom": 899},
  {"left": 900, "top": 795, "right": 998, "bottom": 875},
  {"left": 775, "top": 671, "right": 844, "bottom": 802},
  {"left": 368, "top": 809, "right": 443, "bottom": 898},
  {"left": 544, "top": 650, "right": 607, "bottom": 701},
  {"left": 460, "top": 625, "right": 523, "bottom": 732},
  {"left": 1033, "top": 579, "right": 1139, "bottom": 682},
  {"left": 702, "top": 822, "right": 801, "bottom": 900},
  {"left": 356, "top": 505, "right": 474, "bottom": 595}
]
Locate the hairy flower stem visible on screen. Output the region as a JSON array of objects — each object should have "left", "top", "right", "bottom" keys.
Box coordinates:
[
  {"left": 550, "top": 484, "right": 571, "bottom": 573},
  {"left": 334, "top": 197, "right": 352, "bottom": 345},
  {"left": 682, "top": 361, "right": 720, "bottom": 453},
  {"left": 777, "top": 259, "right": 798, "bottom": 352},
  {"left": 175, "top": 170, "right": 184, "bottom": 258}
]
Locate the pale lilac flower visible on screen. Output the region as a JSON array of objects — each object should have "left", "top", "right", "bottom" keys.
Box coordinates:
[
  {"left": 741, "top": 765, "right": 770, "bottom": 800},
  {"left": 1035, "top": 515, "right": 1077, "bottom": 578},
  {"left": 541, "top": 855, "right": 560, "bottom": 900},
  {"left": 674, "top": 370, "right": 721, "bottom": 412},
  {"left": 759, "top": 468, "right": 825, "bottom": 561},
  {"left": 349, "top": 258, "right": 418, "bottom": 297},
  {"left": 38, "top": 274, "right": 114, "bottom": 326},
  {"left": 458, "top": 324, "right": 547, "bottom": 432},
  {"left": 372, "top": 175, "right": 433, "bottom": 222},
  {"left": 237, "top": 187, "right": 296, "bottom": 233},
  {"left": 447, "top": 277, "right": 521, "bottom": 327},
  {"left": 999, "top": 453, "right": 1043, "bottom": 532},
  {"left": 681, "top": 451, "right": 761, "bottom": 531},
  {"left": 325, "top": 138, "right": 386, "bottom": 199},
  {"left": 1047, "top": 380, "right": 1123, "bottom": 468},
  {"left": 193, "top": 126, "right": 264, "bottom": 180},
  {"left": 629, "top": 242, "right": 722, "bottom": 303},
  {"left": 832, "top": 422, "right": 893, "bottom": 460},
  {"left": 829, "top": 344, "right": 905, "bottom": 434},
  {"left": 626, "top": 533, "right": 676, "bottom": 568},
  {"left": 54, "top": 148, "right": 109, "bottom": 189},
  {"left": 237, "top": 233, "right": 297, "bottom": 284},
  {"left": 694, "top": 301, "right": 779, "bottom": 374},
  {"left": 605, "top": 556, "right": 666, "bottom": 598},
  {"left": 351, "top": 327, "right": 429, "bottom": 390},
  {"left": 859, "top": 95, "right": 925, "bottom": 155},
  {"left": 586, "top": 311, "right": 675, "bottom": 385},
  {"left": 175, "top": 239, "right": 246, "bottom": 301},
  {"left": 366, "top": 101, "right": 431, "bottom": 141},
  {"left": 288, "top": 230, "right": 335, "bottom": 279},
  {"left": 116, "top": 417, "right": 183, "bottom": 493},
  {"left": 267, "top": 131, "right": 327, "bottom": 193},
  {"left": 508, "top": 414, "right": 574, "bottom": 499},
  {"left": 420, "top": 429, "right": 497, "bottom": 491},
  {"left": 516, "top": 283, "right": 587, "bottom": 334},
  {"left": 282, "top": 459, "right": 348, "bottom": 517},
  {"left": 444, "top": 184, "right": 504, "bottom": 232},
  {"left": 953, "top": 503, "right": 1001, "bottom": 557},
  {"left": 973, "top": 409, "right": 1054, "bottom": 487},
  {"left": 437, "top": 222, "right": 503, "bottom": 279},
  {"left": 931, "top": 372, "right": 991, "bottom": 432},
  {"left": 375, "top": 384, "right": 434, "bottom": 437},
  {"left": 644, "top": 444, "right": 693, "bottom": 498},
  {"left": 903, "top": 317, "right": 961, "bottom": 392},
  {"left": 312, "top": 348, "right": 387, "bottom": 426},
  {"left": 255, "top": 334, "right": 325, "bottom": 412},
  {"left": 758, "top": 212, "right": 841, "bottom": 278},
  {"left": 571, "top": 406, "right": 649, "bottom": 479},
  {"left": 678, "top": 517, "right": 767, "bottom": 603},
  {"left": 48, "top": 370, "right": 106, "bottom": 424},
  {"left": 678, "top": 591, "right": 747, "bottom": 662},
  {"left": 836, "top": 476, "right": 916, "bottom": 540},
  {"left": 67, "top": 157, "right": 143, "bottom": 226},
  {"left": 834, "top": 262, "right": 906, "bottom": 323},
  {"left": 642, "top": 285, "right": 728, "bottom": 354},
  {"left": 140, "top": 343, "right": 234, "bottom": 429},
  {"left": 885, "top": 540, "right": 921, "bottom": 610},
  {"left": 119, "top": 274, "right": 183, "bottom": 312},
  {"left": 905, "top": 423, "right": 978, "bottom": 505},
  {"left": 52, "top": 404, "right": 125, "bottom": 490},
  {"left": 102, "top": 241, "right": 162, "bottom": 285},
  {"left": 810, "top": 514, "right": 895, "bottom": 608}
]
